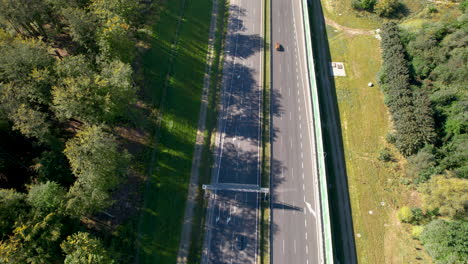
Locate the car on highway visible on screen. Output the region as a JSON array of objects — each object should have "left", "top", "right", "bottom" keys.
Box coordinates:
[
  {"left": 275, "top": 42, "right": 282, "bottom": 51},
  {"left": 235, "top": 234, "right": 246, "bottom": 250}
]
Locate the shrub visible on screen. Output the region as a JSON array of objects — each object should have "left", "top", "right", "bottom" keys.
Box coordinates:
[
  {"left": 375, "top": 0, "right": 401, "bottom": 17},
  {"left": 411, "top": 225, "right": 424, "bottom": 239},
  {"left": 420, "top": 220, "right": 468, "bottom": 263},
  {"left": 386, "top": 133, "right": 397, "bottom": 144},
  {"left": 397, "top": 206, "right": 413, "bottom": 222},
  {"left": 378, "top": 148, "right": 393, "bottom": 162},
  {"left": 352, "top": 0, "right": 377, "bottom": 11}
]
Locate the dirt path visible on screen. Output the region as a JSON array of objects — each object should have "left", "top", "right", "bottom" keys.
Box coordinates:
[
  {"left": 176, "top": 0, "right": 219, "bottom": 263},
  {"left": 325, "top": 17, "right": 376, "bottom": 36}
]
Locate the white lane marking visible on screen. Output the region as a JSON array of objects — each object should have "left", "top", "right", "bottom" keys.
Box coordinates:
[
  {"left": 302, "top": 162, "right": 304, "bottom": 169},
  {"left": 282, "top": 240, "right": 285, "bottom": 254},
  {"left": 299, "top": 115, "right": 301, "bottom": 121},
  {"left": 302, "top": 183, "right": 305, "bottom": 190},
  {"left": 300, "top": 133, "right": 303, "bottom": 139},
  {"left": 305, "top": 201, "right": 314, "bottom": 214},
  {"left": 306, "top": 245, "right": 309, "bottom": 254},
  {"left": 279, "top": 64, "right": 282, "bottom": 73},
  {"left": 305, "top": 219, "right": 307, "bottom": 227},
  {"left": 290, "top": 111, "right": 292, "bottom": 120},
  {"left": 300, "top": 142, "right": 303, "bottom": 149},
  {"left": 302, "top": 173, "right": 305, "bottom": 179},
  {"left": 306, "top": 232, "right": 308, "bottom": 240},
  {"left": 301, "top": 151, "right": 303, "bottom": 158},
  {"left": 294, "top": 239, "right": 296, "bottom": 253}
]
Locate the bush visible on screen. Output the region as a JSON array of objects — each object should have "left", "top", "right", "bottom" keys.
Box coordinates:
[
  {"left": 411, "top": 208, "right": 424, "bottom": 224},
  {"left": 411, "top": 225, "right": 424, "bottom": 239},
  {"left": 352, "top": 0, "right": 377, "bottom": 11},
  {"left": 375, "top": 0, "right": 401, "bottom": 17},
  {"left": 397, "top": 206, "right": 413, "bottom": 222},
  {"left": 386, "top": 133, "right": 397, "bottom": 144},
  {"left": 378, "top": 148, "right": 393, "bottom": 162},
  {"left": 420, "top": 220, "right": 468, "bottom": 263}
]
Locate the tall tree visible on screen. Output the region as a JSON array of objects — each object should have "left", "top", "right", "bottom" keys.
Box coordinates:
[
  {"left": 0, "top": 189, "right": 27, "bottom": 239},
  {"left": 0, "top": 212, "right": 63, "bottom": 263},
  {"left": 52, "top": 55, "right": 136, "bottom": 123},
  {"left": 61, "top": 232, "right": 114, "bottom": 264},
  {"left": 63, "top": 125, "right": 130, "bottom": 217},
  {"left": 0, "top": 35, "right": 55, "bottom": 143},
  {"left": 27, "top": 181, "right": 67, "bottom": 213},
  {"left": 420, "top": 220, "right": 468, "bottom": 264},
  {"left": 420, "top": 175, "right": 468, "bottom": 218}
]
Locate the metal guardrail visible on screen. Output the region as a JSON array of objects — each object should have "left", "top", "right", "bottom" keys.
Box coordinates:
[{"left": 299, "top": 0, "right": 334, "bottom": 263}]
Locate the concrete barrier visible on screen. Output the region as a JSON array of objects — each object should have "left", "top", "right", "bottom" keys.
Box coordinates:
[{"left": 299, "top": 0, "right": 334, "bottom": 263}]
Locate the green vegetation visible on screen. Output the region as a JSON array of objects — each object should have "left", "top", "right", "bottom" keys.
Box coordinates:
[
  {"left": 379, "top": 21, "right": 436, "bottom": 156},
  {"left": 136, "top": 0, "right": 212, "bottom": 263},
  {"left": 61, "top": 232, "right": 114, "bottom": 264},
  {"left": 377, "top": 3, "right": 468, "bottom": 264},
  {"left": 0, "top": 0, "right": 154, "bottom": 262},
  {"left": 260, "top": 0, "right": 271, "bottom": 263},
  {"left": 319, "top": 0, "right": 466, "bottom": 263},
  {"left": 420, "top": 220, "right": 468, "bottom": 263},
  {"left": 186, "top": 0, "right": 229, "bottom": 262}
]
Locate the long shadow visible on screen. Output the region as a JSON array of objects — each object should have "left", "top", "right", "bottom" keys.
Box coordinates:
[
  {"left": 271, "top": 201, "right": 303, "bottom": 212},
  {"left": 218, "top": 61, "right": 263, "bottom": 144},
  {"left": 308, "top": 0, "right": 358, "bottom": 263}
]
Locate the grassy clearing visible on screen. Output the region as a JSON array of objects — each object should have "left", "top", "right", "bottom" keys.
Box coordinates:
[
  {"left": 321, "top": 0, "right": 426, "bottom": 29},
  {"left": 320, "top": 1, "right": 441, "bottom": 263},
  {"left": 137, "top": 0, "right": 212, "bottom": 263},
  {"left": 186, "top": 0, "right": 229, "bottom": 262},
  {"left": 260, "top": 0, "right": 271, "bottom": 263}
]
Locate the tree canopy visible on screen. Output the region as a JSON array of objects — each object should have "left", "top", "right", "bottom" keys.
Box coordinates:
[{"left": 420, "top": 220, "right": 468, "bottom": 264}]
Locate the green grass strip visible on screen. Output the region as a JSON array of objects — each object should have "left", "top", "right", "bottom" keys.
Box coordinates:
[
  {"left": 186, "top": 0, "right": 230, "bottom": 262},
  {"left": 137, "top": 0, "right": 213, "bottom": 263},
  {"left": 260, "top": 0, "right": 271, "bottom": 263}
]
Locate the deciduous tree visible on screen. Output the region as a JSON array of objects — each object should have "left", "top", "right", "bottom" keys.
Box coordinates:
[
  {"left": 61, "top": 232, "right": 114, "bottom": 264},
  {"left": 420, "top": 220, "right": 468, "bottom": 264},
  {"left": 420, "top": 175, "right": 468, "bottom": 218}
]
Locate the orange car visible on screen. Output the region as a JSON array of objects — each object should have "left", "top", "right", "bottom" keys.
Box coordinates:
[{"left": 275, "top": 42, "right": 281, "bottom": 51}]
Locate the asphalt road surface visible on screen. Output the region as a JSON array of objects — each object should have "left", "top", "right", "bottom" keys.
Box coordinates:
[
  {"left": 271, "top": 0, "right": 324, "bottom": 263},
  {"left": 202, "top": 0, "right": 264, "bottom": 263}
]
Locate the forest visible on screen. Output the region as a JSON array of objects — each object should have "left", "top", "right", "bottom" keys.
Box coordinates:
[
  {"left": 379, "top": 5, "right": 467, "bottom": 263},
  {"left": 0, "top": 0, "right": 149, "bottom": 262}
]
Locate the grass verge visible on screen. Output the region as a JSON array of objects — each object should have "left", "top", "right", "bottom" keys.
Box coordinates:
[
  {"left": 260, "top": 0, "right": 271, "bottom": 263},
  {"left": 137, "top": 0, "right": 213, "bottom": 263},
  {"left": 318, "top": 0, "right": 442, "bottom": 262},
  {"left": 186, "top": 0, "right": 230, "bottom": 262}
]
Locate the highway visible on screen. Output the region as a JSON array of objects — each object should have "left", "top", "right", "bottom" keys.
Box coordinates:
[
  {"left": 202, "top": 0, "right": 264, "bottom": 263},
  {"left": 270, "top": 0, "right": 324, "bottom": 264}
]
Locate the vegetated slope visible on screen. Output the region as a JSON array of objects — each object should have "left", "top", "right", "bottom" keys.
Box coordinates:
[
  {"left": 379, "top": 6, "right": 467, "bottom": 263},
  {"left": 320, "top": 0, "right": 466, "bottom": 263},
  {"left": 0, "top": 0, "right": 152, "bottom": 262}
]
